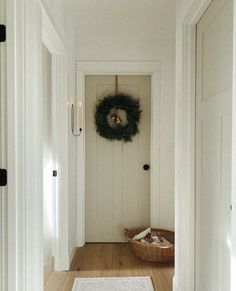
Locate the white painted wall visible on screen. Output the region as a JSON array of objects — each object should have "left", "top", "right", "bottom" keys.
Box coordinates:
[{"left": 69, "top": 0, "right": 176, "bottom": 230}]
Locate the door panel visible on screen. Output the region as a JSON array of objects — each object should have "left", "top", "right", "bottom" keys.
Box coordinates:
[
  {"left": 195, "top": 0, "right": 233, "bottom": 290},
  {"left": 0, "top": 0, "right": 7, "bottom": 290},
  {"left": 85, "top": 75, "right": 151, "bottom": 242}
]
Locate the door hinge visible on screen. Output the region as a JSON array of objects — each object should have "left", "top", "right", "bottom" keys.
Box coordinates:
[
  {"left": 0, "top": 25, "right": 6, "bottom": 42},
  {"left": 52, "top": 170, "right": 58, "bottom": 177},
  {"left": 230, "top": 204, "right": 233, "bottom": 211},
  {"left": 0, "top": 169, "right": 7, "bottom": 186}
]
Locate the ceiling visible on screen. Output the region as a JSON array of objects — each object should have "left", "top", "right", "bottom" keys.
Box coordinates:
[{"left": 66, "top": 0, "right": 176, "bottom": 42}]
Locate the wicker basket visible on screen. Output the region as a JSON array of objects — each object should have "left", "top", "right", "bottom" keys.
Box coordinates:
[{"left": 124, "top": 228, "right": 174, "bottom": 263}]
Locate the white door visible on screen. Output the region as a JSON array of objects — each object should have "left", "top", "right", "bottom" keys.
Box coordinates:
[
  {"left": 195, "top": 0, "right": 233, "bottom": 290},
  {"left": 0, "top": 0, "right": 7, "bottom": 290},
  {"left": 85, "top": 75, "right": 151, "bottom": 242}
]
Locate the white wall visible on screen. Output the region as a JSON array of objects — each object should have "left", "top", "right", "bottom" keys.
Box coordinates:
[{"left": 70, "top": 0, "right": 176, "bottom": 230}]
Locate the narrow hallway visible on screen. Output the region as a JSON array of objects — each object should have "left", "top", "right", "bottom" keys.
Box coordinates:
[{"left": 3, "top": 0, "right": 236, "bottom": 290}]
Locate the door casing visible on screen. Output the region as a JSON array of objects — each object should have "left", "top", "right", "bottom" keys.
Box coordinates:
[
  {"left": 5, "top": 1, "right": 70, "bottom": 291},
  {"left": 175, "top": 0, "right": 236, "bottom": 290},
  {"left": 76, "top": 61, "right": 162, "bottom": 247},
  {"left": 42, "top": 7, "right": 69, "bottom": 272}
]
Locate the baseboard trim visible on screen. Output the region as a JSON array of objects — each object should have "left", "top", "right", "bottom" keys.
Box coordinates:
[
  {"left": 173, "top": 276, "right": 179, "bottom": 291},
  {"left": 44, "top": 255, "right": 54, "bottom": 269},
  {"left": 69, "top": 246, "right": 77, "bottom": 265}
]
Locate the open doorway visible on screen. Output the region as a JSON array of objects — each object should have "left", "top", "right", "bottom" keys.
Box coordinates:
[
  {"left": 70, "top": 76, "right": 174, "bottom": 290},
  {"left": 73, "top": 65, "right": 175, "bottom": 290}
]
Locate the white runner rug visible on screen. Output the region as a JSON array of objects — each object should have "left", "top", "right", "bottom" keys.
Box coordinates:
[{"left": 72, "top": 276, "right": 154, "bottom": 291}]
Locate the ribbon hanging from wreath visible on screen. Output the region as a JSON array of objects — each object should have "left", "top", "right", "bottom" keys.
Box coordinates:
[{"left": 95, "top": 76, "right": 142, "bottom": 142}]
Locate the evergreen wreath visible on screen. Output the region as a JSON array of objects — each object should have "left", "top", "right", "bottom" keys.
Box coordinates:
[{"left": 95, "top": 93, "right": 141, "bottom": 142}]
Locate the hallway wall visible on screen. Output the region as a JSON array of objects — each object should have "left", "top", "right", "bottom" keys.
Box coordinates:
[{"left": 69, "top": 0, "right": 176, "bottom": 230}]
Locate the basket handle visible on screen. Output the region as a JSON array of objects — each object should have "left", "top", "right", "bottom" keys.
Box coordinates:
[{"left": 124, "top": 228, "right": 129, "bottom": 236}]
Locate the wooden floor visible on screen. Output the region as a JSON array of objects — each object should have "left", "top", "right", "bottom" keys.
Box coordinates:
[{"left": 44, "top": 243, "right": 174, "bottom": 291}]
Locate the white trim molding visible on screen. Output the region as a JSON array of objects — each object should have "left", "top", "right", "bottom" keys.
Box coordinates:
[
  {"left": 6, "top": 1, "right": 70, "bottom": 290},
  {"left": 173, "top": 277, "right": 180, "bottom": 291},
  {"left": 7, "top": 1, "right": 44, "bottom": 290},
  {"left": 231, "top": 1, "right": 236, "bottom": 291},
  {"left": 76, "top": 61, "right": 162, "bottom": 246},
  {"left": 41, "top": 6, "right": 70, "bottom": 271}
]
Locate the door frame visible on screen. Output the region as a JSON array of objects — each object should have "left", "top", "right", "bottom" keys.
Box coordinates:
[
  {"left": 6, "top": 1, "right": 69, "bottom": 290},
  {"left": 230, "top": 0, "right": 236, "bottom": 290},
  {"left": 175, "top": 0, "right": 236, "bottom": 290},
  {"left": 76, "top": 61, "right": 161, "bottom": 246},
  {"left": 41, "top": 6, "right": 69, "bottom": 271}
]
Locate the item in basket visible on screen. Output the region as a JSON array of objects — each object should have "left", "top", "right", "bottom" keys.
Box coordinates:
[
  {"left": 151, "top": 236, "right": 173, "bottom": 247},
  {"left": 132, "top": 227, "right": 151, "bottom": 240},
  {"left": 139, "top": 233, "right": 173, "bottom": 247},
  {"left": 151, "top": 235, "right": 162, "bottom": 243},
  {"left": 143, "top": 232, "right": 154, "bottom": 243}
]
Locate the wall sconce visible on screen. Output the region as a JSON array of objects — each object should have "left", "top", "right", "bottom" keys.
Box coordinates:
[{"left": 71, "top": 102, "right": 83, "bottom": 137}]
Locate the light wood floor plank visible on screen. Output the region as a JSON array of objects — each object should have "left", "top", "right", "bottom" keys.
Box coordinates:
[
  {"left": 44, "top": 271, "right": 70, "bottom": 291},
  {"left": 45, "top": 243, "right": 174, "bottom": 291},
  {"left": 44, "top": 265, "right": 53, "bottom": 286}
]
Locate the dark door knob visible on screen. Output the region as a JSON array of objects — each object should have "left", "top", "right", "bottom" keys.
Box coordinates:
[{"left": 143, "top": 164, "right": 150, "bottom": 171}]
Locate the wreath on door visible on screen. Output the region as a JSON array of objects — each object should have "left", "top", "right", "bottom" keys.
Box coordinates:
[{"left": 95, "top": 76, "right": 141, "bottom": 142}]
